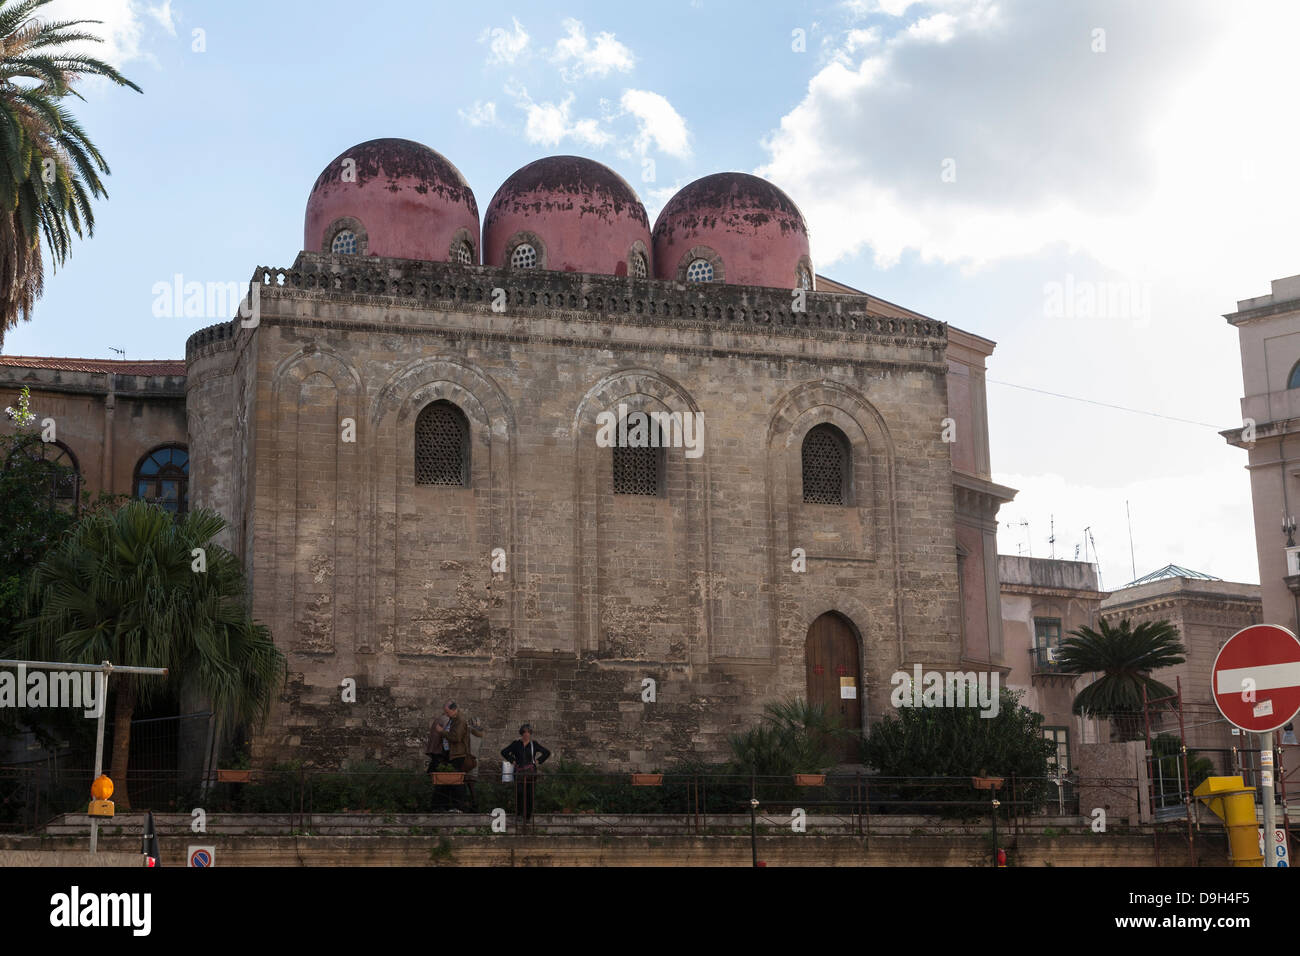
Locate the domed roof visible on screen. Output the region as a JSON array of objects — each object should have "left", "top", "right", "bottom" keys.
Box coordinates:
[
  {"left": 483, "top": 155, "right": 651, "bottom": 276},
  {"left": 304, "top": 138, "right": 480, "bottom": 263},
  {"left": 651, "top": 172, "right": 811, "bottom": 289}
]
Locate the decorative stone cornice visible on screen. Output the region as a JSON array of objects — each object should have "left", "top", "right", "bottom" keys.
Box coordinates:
[{"left": 186, "top": 253, "right": 949, "bottom": 362}]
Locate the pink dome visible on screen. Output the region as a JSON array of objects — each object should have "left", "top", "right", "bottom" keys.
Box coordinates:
[
  {"left": 483, "top": 156, "right": 651, "bottom": 277},
  {"left": 651, "top": 173, "right": 812, "bottom": 289},
  {"left": 304, "top": 138, "right": 480, "bottom": 263}
]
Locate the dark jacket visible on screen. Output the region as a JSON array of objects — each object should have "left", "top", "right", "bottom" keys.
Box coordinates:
[
  {"left": 424, "top": 719, "right": 449, "bottom": 758},
  {"left": 445, "top": 714, "right": 470, "bottom": 759},
  {"left": 501, "top": 738, "right": 550, "bottom": 772}
]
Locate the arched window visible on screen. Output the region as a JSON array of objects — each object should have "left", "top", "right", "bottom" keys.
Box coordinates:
[
  {"left": 1288, "top": 360, "right": 1300, "bottom": 390},
  {"left": 415, "top": 401, "right": 470, "bottom": 486},
  {"left": 612, "top": 413, "right": 663, "bottom": 497},
  {"left": 452, "top": 240, "right": 474, "bottom": 266},
  {"left": 630, "top": 251, "right": 648, "bottom": 279},
  {"left": 801, "top": 424, "right": 850, "bottom": 505},
  {"left": 796, "top": 265, "right": 813, "bottom": 290},
  {"left": 331, "top": 229, "right": 358, "bottom": 254},
  {"left": 134, "top": 444, "right": 189, "bottom": 514},
  {"left": 510, "top": 243, "right": 538, "bottom": 269},
  {"left": 5, "top": 438, "right": 80, "bottom": 510},
  {"left": 686, "top": 258, "right": 714, "bottom": 283}
]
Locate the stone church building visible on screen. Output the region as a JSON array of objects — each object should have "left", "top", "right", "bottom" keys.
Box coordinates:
[{"left": 3, "top": 137, "right": 1015, "bottom": 769}]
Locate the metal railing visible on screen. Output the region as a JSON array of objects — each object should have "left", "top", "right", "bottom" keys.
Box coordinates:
[{"left": 0, "top": 766, "right": 1128, "bottom": 837}]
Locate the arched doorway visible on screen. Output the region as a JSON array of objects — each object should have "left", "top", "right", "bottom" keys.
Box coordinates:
[{"left": 805, "top": 612, "right": 862, "bottom": 760}]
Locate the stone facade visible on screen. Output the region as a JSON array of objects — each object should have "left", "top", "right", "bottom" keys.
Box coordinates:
[{"left": 184, "top": 251, "right": 1006, "bottom": 769}]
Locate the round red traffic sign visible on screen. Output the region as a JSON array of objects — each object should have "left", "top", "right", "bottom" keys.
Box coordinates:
[{"left": 1212, "top": 624, "right": 1300, "bottom": 733}]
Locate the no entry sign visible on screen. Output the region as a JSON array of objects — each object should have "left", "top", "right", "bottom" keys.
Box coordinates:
[{"left": 1212, "top": 624, "right": 1300, "bottom": 733}]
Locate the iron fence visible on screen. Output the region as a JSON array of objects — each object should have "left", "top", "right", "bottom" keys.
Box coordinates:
[{"left": 0, "top": 765, "right": 1131, "bottom": 836}]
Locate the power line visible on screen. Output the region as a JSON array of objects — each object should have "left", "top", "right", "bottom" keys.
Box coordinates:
[{"left": 986, "top": 378, "right": 1224, "bottom": 430}]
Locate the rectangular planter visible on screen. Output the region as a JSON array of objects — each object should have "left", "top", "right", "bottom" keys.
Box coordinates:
[
  {"left": 429, "top": 772, "right": 466, "bottom": 785},
  {"left": 794, "top": 774, "right": 826, "bottom": 787},
  {"left": 630, "top": 774, "right": 663, "bottom": 786},
  {"left": 216, "top": 769, "right": 252, "bottom": 784}
]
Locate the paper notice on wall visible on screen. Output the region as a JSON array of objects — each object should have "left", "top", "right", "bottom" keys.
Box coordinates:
[
  {"left": 1253, "top": 699, "right": 1274, "bottom": 718},
  {"left": 840, "top": 677, "right": 856, "bottom": 699}
]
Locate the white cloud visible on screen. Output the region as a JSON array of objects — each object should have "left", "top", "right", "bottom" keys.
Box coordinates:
[
  {"left": 459, "top": 100, "right": 498, "bottom": 127},
  {"left": 41, "top": 0, "right": 148, "bottom": 69},
  {"left": 480, "top": 17, "right": 530, "bottom": 65},
  {"left": 758, "top": 0, "right": 1300, "bottom": 297},
  {"left": 507, "top": 85, "right": 612, "bottom": 149},
  {"left": 145, "top": 0, "right": 176, "bottom": 36},
  {"left": 620, "top": 89, "right": 691, "bottom": 159},
  {"left": 551, "top": 19, "right": 635, "bottom": 80}
]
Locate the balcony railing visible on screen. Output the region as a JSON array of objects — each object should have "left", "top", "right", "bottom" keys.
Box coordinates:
[{"left": 1030, "top": 645, "right": 1065, "bottom": 674}]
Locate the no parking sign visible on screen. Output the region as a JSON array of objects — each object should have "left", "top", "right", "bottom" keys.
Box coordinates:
[{"left": 188, "top": 845, "right": 215, "bottom": 868}]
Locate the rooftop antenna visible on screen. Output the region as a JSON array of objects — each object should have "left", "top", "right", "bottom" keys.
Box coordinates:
[
  {"left": 1126, "top": 500, "right": 1137, "bottom": 583},
  {"left": 1048, "top": 514, "right": 1056, "bottom": 560},
  {"left": 1073, "top": 543, "right": 1080, "bottom": 561},
  {"left": 1085, "top": 526, "right": 1103, "bottom": 589},
  {"left": 1013, "top": 519, "right": 1032, "bottom": 558},
  {"left": 108, "top": 347, "right": 125, "bottom": 358}
]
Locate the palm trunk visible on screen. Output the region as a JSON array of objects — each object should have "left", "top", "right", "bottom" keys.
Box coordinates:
[{"left": 109, "top": 681, "right": 135, "bottom": 810}]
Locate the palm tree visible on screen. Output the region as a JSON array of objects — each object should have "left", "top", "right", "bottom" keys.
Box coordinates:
[
  {"left": 0, "top": 0, "right": 140, "bottom": 348},
  {"left": 13, "top": 500, "right": 284, "bottom": 809},
  {"left": 1056, "top": 618, "right": 1186, "bottom": 742}
]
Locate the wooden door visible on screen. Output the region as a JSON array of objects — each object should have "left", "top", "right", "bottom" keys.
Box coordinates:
[{"left": 805, "top": 613, "right": 862, "bottom": 760}]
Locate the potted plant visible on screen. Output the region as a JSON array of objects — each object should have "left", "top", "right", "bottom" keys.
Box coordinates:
[
  {"left": 217, "top": 748, "right": 252, "bottom": 783},
  {"left": 429, "top": 760, "right": 465, "bottom": 786}
]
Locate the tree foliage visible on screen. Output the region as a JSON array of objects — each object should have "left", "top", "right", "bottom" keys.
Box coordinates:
[
  {"left": 11, "top": 500, "right": 284, "bottom": 807},
  {"left": 727, "top": 697, "right": 847, "bottom": 776},
  {"left": 860, "top": 688, "right": 1055, "bottom": 815},
  {"left": 0, "top": 0, "right": 140, "bottom": 344},
  {"left": 1055, "top": 618, "right": 1186, "bottom": 741}
]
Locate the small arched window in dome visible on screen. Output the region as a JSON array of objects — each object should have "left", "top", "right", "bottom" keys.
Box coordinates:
[
  {"left": 631, "top": 251, "right": 648, "bottom": 279},
  {"left": 453, "top": 240, "right": 474, "bottom": 266},
  {"left": 796, "top": 265, "right": 813, "bottom": 290},
  {"left": 686, "top": 259, "right": 714, "bottom": 283},
  {"left": 331, "top": 229, "right": 358, "bottom": 254},
  {"left": 511, "top": 243, "right": 538, "bottom": 269}
]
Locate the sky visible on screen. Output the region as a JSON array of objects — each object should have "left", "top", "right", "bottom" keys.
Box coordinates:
[{"left": 7, "top": 0, "right": 1300, "bottom": 588}]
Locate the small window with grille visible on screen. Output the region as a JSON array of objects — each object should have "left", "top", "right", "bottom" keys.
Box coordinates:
[
  {"left": 452, "top": 240, "right": 474, "bottom": 266},
  {"left": 631, "top": 251, "right": 648, "bottom": 278},
  {"left": 510, "top": 243, "right": 538, "bottom": 269},
  {"left": 801, "top": 424, "right": 849, "bottom": 505},
  {"left": 415, "top": 401, "right": 470, "bottom": 487},
  {"left": 331, "top": 230, "right": 358, "bottom": 254},
  {"left": 686, "top": 258, "right": 714, "bottom": 283},
  {"left": 612, "top": 417, "right": 663, "bottom": 496},
  {"left": 796, "top": 265, "right": 812, "bottom": 290}
]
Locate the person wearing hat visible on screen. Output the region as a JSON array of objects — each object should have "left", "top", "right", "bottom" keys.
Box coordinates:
[{"left": 500, "top": 724, "right": 551, "bottom": 821}]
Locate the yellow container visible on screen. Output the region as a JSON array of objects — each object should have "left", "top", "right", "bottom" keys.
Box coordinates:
[{"left": 1193, "top": 776, "right": 1262, "bottom": 867}]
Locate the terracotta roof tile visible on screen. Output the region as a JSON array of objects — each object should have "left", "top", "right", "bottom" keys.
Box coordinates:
[{"left": 0, "top": 355, "right": 185, "bottom": 377}]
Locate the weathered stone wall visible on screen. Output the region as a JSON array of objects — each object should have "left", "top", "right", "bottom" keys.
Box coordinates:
[{"left": 189, "top": 255, "right": 966, "bottom": 770}]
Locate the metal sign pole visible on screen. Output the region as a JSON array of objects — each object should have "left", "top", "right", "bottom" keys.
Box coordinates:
[
  {"left": 1261, "top": 730, "right": 1277, "bottom": 868},
  {"left": 0, "top": 658, "right": 168, "bottom": 854},
  {"left": 89, "top": 667, "right": 109, "bottom": 853}
]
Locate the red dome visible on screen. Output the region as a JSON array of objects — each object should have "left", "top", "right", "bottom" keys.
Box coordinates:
[
  {"left": 483, "top": 156, "right": 651, "bottom": 277},
  {"left": 651, "top": 173, "right": 811, "bottom": 289},
  {"left": 304, "top": 138, "right": 480, "bottom": 263}
]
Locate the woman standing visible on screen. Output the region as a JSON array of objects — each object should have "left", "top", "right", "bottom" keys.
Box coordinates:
[{"left": 500, "top": 724, "right": 550, "bottom": 822}]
